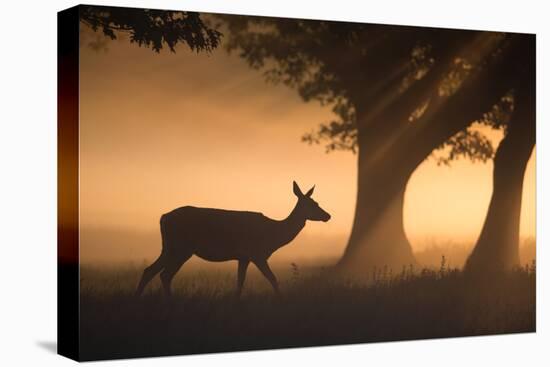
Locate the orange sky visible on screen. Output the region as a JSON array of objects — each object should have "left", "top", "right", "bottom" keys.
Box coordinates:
[{"left": 78, "top": 26, "right": 535, "bottom": 264}]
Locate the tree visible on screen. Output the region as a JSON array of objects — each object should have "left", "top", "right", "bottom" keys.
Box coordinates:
[
  {"left": 465, "top": 36, "right": 536, "bottom": 274},
  {"left": 221, "top": 15, "right": 531, "bottom": 272},
  {"left": 79, "top": 5, "right": 222, "bottom": 53}
]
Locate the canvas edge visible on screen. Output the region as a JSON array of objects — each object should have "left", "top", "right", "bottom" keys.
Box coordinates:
[{"left": 57, "top": 4, "right": 81, "bottom": 362}]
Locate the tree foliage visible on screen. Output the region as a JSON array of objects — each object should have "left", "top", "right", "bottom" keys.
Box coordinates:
[
  {"left": 80, "top": 5, "right": 222, "bottom": 53},
  {"left": 220, "top": 15, "right": 520, "bottom": 165},
  {"left": 432, "top": 91, "right": 514, "bottom": 165},
  {"left": 433, "top": 128, "right": 495, "bottom": 166}
]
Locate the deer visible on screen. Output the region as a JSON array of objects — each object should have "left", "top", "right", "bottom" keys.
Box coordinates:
[{"left": 135, "top": 181, "right": 331, "bottom": 297}]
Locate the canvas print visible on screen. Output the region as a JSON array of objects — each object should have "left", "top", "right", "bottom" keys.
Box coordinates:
[{"left": 58, "top": 4, "right": 536, "bottom": 361}]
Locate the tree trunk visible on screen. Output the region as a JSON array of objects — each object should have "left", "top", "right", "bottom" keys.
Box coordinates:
[
  {"left": 337, "top": 34, "right": 531, "bottom": 275},
  {"left": 338, "top": 130, "right": 417, "bottom": 273},
  {"left": 465, "top": 95, "right": 535, "bottom": 274}
]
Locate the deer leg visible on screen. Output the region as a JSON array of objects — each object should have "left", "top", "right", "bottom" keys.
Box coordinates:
[
  {"left": 254, "top": 260, "right": 280, "bottom": 295},
  {"left": 135, "top": 253, "right": 165, "bottom": 296},
  {"left": 160, "top": 254, "right": 190, "bottom": 298},
  {"left": 237, "top": 260, "right": 250, "bottom": 297}
]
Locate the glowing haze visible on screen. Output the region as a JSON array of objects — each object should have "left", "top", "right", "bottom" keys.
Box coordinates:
[{"left": 79, "top": 29, "right": 535, "bottom": 264}]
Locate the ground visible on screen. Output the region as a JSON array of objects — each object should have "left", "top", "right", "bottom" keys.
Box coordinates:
[{"left": 78, "top": 259, "right": 535, "bottom": 361}]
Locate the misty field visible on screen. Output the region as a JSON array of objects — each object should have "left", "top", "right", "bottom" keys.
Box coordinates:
[{"left": 79, "top": 254, "right": 535, "bottom": 361}]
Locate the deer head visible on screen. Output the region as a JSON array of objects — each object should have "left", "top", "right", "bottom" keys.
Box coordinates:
[{"left": 293, "top": 181, "right": 331, "bottom": 222}]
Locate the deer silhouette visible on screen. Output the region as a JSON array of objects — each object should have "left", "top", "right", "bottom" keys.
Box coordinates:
[{"left": 135, "top": 181, "right": 331, "bottom": 297}]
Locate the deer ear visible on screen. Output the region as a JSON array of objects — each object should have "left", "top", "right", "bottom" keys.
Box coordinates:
[
  {"left": 305, "top": 185, "right": 315, "bottom": 197},
  {"left": 293, "top": 181, "right": 303, "bottom": 197}
]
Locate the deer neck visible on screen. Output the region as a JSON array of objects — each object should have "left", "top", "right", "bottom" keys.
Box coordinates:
[{"left": 273, "top": 202, "right": 306, "bottom": 251}]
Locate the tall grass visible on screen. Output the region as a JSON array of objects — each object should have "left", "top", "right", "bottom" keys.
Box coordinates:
[{"left": 79, "top": 257, "right": 535, "bottom": 361}]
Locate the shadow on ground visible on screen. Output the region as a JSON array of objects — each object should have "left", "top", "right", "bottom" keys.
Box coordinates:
[{"left": 36, "top": 341, "right": 57, "bottom": 354}]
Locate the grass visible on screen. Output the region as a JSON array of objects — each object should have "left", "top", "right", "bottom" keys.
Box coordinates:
[{"left": 79, "top": 259, "right": 536, "bottom": 361}]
